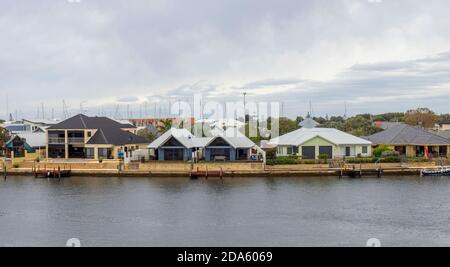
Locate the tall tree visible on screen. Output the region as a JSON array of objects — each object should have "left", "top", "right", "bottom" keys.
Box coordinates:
[
  {"left": 156, "top": 119, "right": 173, "bottom": 134},
  {"left": 404, "top": 108, "right": 438, "bottom": 128},
  {"left": 137, "top": 128, "right": 157, "bottom": 142}
]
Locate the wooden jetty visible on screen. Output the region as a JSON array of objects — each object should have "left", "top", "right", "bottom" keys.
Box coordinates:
[{"left": 32, "top": 165, "right": 72, "bottom": 179}]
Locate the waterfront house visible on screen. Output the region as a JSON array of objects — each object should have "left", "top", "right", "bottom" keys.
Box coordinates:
[
  {"left": 149, "top": 127, "right": 261, "bottom": 161},
  {"left": 148, "top": 128, "right": 201, "bottom": 161},
  {"left": 46, "top": 114, "right": 148, "bottom": 160},
  {"left": 268, "top": 119, "right": 372, "bottom": 159},
  {"left": 203, "top": 127, "right": 257, "bottom": 161},
  {"left": 365, "top": 124, "right": 450, "bottom": 158}
]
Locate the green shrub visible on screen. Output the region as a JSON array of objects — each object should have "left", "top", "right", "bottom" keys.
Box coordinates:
[
  {"left": 13, "top": 163, "right": 19, "bottom": 168},
  {"left": 345, "top": 157, "right": 377, "bottom": 163},
  {"left": 380, "top": 156, "right": 401, "bottom": 163},
  {"left": 98, "top": 157, "right": 104, "bottom": 163},
  {"left": 266, "top": 156, "right": 301, "bottom": 165},
  {"left": 318, "top": 154, "right": 329, "bottom": 162},
  {"left": 373, "top": 145, "right": 394, "bottom": 158}
]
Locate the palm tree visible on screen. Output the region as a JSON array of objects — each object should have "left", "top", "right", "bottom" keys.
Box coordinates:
[{"left": 156, "top": 119, "right": 173, "bottom": 134}]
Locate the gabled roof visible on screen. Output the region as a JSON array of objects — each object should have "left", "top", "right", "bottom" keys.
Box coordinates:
[
  {"left": 365, "top": 124, "right": 450, "bottom": 145},
  {"left": 208, "top": 127, "right": 256, "bottom": 148},
  {"left": 268, "top": 127, "right": 372, "bottom": 146},
  {"left": 148, "top": 127, "right": 257, "bottom": 149},
  {"left": 48, "top": 114, "right": 136, "bottom": 130},
  {"left": 87, "top": 128, "right": 147, "bottom": 146},
  {"left": 148, "top": 128, "right": 196, "bottom": 149}
]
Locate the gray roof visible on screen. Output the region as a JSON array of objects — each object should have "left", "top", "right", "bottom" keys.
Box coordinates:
[
  {"left": 436, "top": 131, "right": 450, "bottom": 139},
  {"left": 439, "top": 119, "right": 450, "bottom": 125},
  {"left": 87, "top": 128, "right": 147, "bottom": 146},
  {"left": 48, "top": 114, "right": 145, "bottom": 146},
  {"left": 48, "top": 114, "right": 136, "bottom": 130},
  {"left": 365, "top": 124, "right": 450, "bottom": 145}
]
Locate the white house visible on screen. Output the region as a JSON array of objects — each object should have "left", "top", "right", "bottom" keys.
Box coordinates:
[{"left": 268, "top": 118, "right": 372, "bottom": 159}]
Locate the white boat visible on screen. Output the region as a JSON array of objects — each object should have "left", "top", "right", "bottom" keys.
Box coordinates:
[{"left": 421, "top": 166, "right": 450, "bottom": 176}]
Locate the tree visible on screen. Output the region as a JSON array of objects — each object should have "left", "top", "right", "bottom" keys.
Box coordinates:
[
  {"left": 137, "top": 128, "right": 157, "bottom": 143},
  {"left": 0, "top": 127, "right": 10, "bottom": 156},
  {"left": 156, "top": 119, "right": 173, "bottom": 134},
  {"left": 404, "top": 108, "right": 438, "bottom": 128}
]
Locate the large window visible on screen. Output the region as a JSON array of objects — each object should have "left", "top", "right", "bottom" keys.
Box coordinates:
[
  {"left": 98, "top": 148, "right": 113, "bottom": 159},
  {"left": 85, "top": 148, "right": 95, "bottom": 159},
  {"left": 210, "top": 148, "right": 230, "bottom": 160},
  {"left": 319, "top": 146, "right": 333, "bottom": 159},
  {"left": 302, "top": 146, "right": 316, "bottom": 159},
  {"left": 164, "top": 149, "right": 184, "bottom": 161}
]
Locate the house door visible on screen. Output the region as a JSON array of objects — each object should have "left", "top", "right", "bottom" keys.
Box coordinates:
[{"left": 345, "top": 147, "right": 351, "bottom": 157}]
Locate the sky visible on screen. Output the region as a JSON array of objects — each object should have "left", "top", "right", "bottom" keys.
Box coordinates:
[{"left": 1, "top": 0, "right": 450, "bottom": 120}]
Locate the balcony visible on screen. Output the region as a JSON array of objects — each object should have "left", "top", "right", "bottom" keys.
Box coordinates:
[
  {"left": 68, "top": 137, "right": 85, "bottom": 144},
  {"left": 48, "top": 137, "right": 66, "bottom": 144}
]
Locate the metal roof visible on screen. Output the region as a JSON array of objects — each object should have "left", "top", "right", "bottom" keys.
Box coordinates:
[
  {"left": 148, "top": 127, "right": 257, "bottom": 149},
  {"left": 269, "top": 127, "right": 372, "bottom": 146},
  {"left": 365, "top": 124, "right": 450, "bottom": 145}
]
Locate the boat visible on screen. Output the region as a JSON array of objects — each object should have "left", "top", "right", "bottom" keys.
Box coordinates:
[{"left": 420, "top": 166, "right": 450, "bottom": 177}]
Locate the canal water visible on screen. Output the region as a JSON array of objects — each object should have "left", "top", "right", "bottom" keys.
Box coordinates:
[{"left": 1, "top": 176, "right": 450, "bottom": 247}]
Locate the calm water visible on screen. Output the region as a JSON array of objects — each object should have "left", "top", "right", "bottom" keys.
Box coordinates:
[{"left": 1, "top": 175, "right": 450, "bottom": 247}]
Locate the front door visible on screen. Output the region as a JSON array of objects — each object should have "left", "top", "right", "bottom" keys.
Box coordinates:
[{"left": 345, "top": 147, "right": 351, "bottom": 157}]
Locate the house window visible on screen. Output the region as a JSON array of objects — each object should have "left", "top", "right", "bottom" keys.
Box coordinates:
[
  {"left": 85, "top": 148, "right": 95, "bottom": 159},
  {"left": 87, "top": 131, "right": 92, "bottom": 137},
  {"left": 287, "top": 146, "right": 293, "bottom": 155},
  {"left": 362, "top": 146, "right": 368, "bottom": 154},
  {"left": 98, "top": 148, "right": 113, "bottom": 159}
]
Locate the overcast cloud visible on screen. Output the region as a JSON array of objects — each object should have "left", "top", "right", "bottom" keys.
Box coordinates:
[{"left": 1, "top": 0, "right": 450, "bottom": 119}]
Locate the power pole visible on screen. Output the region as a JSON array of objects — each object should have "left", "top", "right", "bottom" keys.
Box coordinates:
[{"left": 243, "top": 92, "right": 247, "bottom": 122}]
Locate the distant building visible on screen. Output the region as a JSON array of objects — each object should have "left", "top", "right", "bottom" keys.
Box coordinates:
[
  {"left": 437, "top": 119, "right": 450, "bottom": 131},
  {"left": 269, "top": 118, "right": 372, "bottom": 159},
  {"left": 365, "top": 124, "right": 450, "bottom": 158},
  {"left": 46, "top": 114, "right": 148, "bottom": 160},
  {"left": 128, "top": 117, "right": 195, "bottom": 127}
]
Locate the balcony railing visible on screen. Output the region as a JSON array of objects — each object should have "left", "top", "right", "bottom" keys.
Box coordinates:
[
  {"left": 48, "top": 137, "right": 66, "bottom": 144},
  {"left": 68, "top": 137, "right": 85, "bottom": 144}
]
